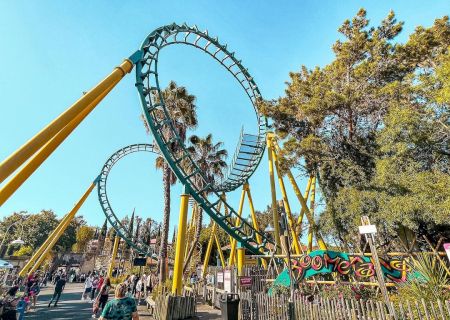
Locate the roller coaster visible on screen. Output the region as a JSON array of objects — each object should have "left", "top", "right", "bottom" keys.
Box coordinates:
[{"left": 0, "top": 23, "right": 325, "bottom": 295}]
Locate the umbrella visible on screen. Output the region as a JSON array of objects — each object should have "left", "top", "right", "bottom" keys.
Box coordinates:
[{"left": 0, "top": 259, "right": 13, "bottom": 269}]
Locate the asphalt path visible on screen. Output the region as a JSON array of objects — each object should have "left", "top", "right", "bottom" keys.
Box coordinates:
[{"left": 25, "top": 282, "right": 98, "bottom": 320}]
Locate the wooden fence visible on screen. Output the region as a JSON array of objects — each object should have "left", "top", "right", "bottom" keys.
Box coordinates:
[
  {"left": 239, "top": 292, "right": 450, "bottom": 320},
  {"left": 153, "top": 294, "right": 196, "bottom": 320}
]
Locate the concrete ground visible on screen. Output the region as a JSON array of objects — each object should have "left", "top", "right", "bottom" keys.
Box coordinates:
[{"left": 23, "top": 282, "right": 222, "bottom": 319}]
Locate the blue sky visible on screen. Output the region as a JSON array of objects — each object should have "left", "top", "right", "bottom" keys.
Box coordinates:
[{"left": 1, "top": 1, "right": 449, "bottom": 239}]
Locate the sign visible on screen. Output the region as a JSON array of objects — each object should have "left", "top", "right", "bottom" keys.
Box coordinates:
[
  {"left": 292, "top": 250, "right": 408, "bottom": 282},
  {"left": 239, "top": 276, "right": 252, "bottom": 287},
  {"left": 359, "top": 225, "right": 377, "bottom": 234},
  {"left": 133, "top": 257, "right": 146, "bottom": 266},
  {"left": 444, "top": 243, "right": 450, "bottom": 263},
  {"left": 224, "top": 270, "right": 232, "bottom": 292},
  {"left": 217, "top": 272, "right": 224, "bottom": 283}
]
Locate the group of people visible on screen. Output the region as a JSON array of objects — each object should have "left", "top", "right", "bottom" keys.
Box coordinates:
[
  {"left": 0, "top": 272, "right": 43, "bottom": 319},
  {"left": 0, "top": 268, "right": 159, "bottom": 320}
]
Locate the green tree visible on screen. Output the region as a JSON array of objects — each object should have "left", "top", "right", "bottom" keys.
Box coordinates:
[
  {"left": 100, "top": 219, "right": 108, "bottom": 239},
  {"left": 261, "top": 10, "right": 450, "bottom": 249},
  {"left": 73, "top": 225, "right": 95, "bottom": 253},
  {"left": 183, "top": 134, "right": 228, "bottom": 270},
  {"left": 13, "top": 245, "right": 33, "bottom": 257}
]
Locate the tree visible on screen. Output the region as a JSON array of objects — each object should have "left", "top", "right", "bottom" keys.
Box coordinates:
[
  {"left": 13, "top": 245, "right": 33, "bottom": 257},
  {"left": 261, "top": 10, "right": 450, "bottom": 249},
  {"left": 100, "top": 219, "right": 108, "bottom": 239},
  {"left": 142, "top": 81, "right": 198, "bottom": 283},
  {"left": 183, "top": 134, "right": 228, "bottom": 270},
  {"left": 73, "top": 226, "right": 95, "bottom": 253}
]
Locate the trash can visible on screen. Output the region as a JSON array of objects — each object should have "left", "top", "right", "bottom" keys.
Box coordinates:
[{"left": 220, "top": 293, "right": 240, "bottom": 320}]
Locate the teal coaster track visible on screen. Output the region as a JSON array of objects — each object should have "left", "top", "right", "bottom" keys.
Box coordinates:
[
  {"left": 98, "top": 23, "right": 274, "bottom": 256},
  {"left": 97, "top": 143, "right": 159, "bottom": 256}
]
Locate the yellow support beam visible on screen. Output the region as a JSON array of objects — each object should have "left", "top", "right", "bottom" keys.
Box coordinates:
[
  {"left": 273, "top": 141, "right": 327, "bottom": 250},
  {"left": 108, "top": 235, "right": 120, "bottom": 278},
  {"left": 19, "top": 211, "right": 72, "bottom": 277},
  {"left": 0, "top": 84, "right": 116, "bottom": 206},
  {"left": 267, "top": 133, "right": 281, "bottom": 252},
  {"left": 201, "top": 198, "right": 223, "bottom": 276},
  {"left": 246, "top": 184, "right": 267, "bottom": 268},
  {"left": 307, "top": 176, "right": 316, "bottom": 253},
  {"left": 237, "top": 246, "right": 245, "bottom": 276},
  {"left": 184, "top": 204, "right": 197, "bottom": 261},
  {"left": 214, "top": 234, "right": 226, "bottom": 268},
  {"left": 172, "top": 190, "right": 190, "bottom": 295},
  {"left": 228, "top": 185, "right": 246, "bottom": 266},
  {"left": 0, "top": 59, "right": 134, "bottom": 185},
  {"left": 296, "top": 176, "right": 313, "bottom": 234},
  {"left": 27, "top": 180, "right": 96, "bottom": 275},
  {"left": 272, "top": 148, "right": 302, "bottom": 255},
  {"left": 202, "top": 222, "right": 217, "bottom": 278}
]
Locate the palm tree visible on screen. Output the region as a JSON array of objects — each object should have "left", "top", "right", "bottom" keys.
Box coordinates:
[
  {"left": 183, "top": 134, "right": 228, "bottom": 271},
  {"left": 141, "top": 81, "right": 197, "bottom": 283}
]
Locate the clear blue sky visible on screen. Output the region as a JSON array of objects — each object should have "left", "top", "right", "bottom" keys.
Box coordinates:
[{"left": 1, "top": 1, "right": 449, "bottom": 238}]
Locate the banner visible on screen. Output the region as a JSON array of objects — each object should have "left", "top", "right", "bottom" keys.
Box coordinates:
[{"left": 292, "top": 250, "right": 408, "bottom": 282}]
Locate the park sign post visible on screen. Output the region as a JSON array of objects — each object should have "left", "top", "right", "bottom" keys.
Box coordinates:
[{"left": 360, "top": 216, "right": 397, "bottom": 320}]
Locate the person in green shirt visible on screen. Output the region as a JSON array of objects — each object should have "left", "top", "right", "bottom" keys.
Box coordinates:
[{"left": 99, "top": 283, "right": 139, "bottom": 320}]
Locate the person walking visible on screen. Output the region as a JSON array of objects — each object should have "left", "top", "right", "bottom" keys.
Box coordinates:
[
  {"left": 48, "top": 275, "right": 66, "bottom": 307},
  {"left": 135, "top": 277, "right": 144, "bottom": 305},
  {"left": 145, "top": 274, "right": 152, "bottom": 298},
  {"left": 28, "top": 279, "right": 40, "bottom": 309},
  {"left": 92, "top": 277, "right": 111, "bottom": 319},
  {"left": 82, "top": 274, "right": 94, "bottom": 301},
  {"left": 91, "top": 276, "right": 99, "bottom": 302},
  {"left": 99, "top": 283, "right": 139, "bottom": 320}
]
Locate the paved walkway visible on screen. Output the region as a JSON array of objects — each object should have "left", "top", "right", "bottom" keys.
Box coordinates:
[
  {"left": 23, "top": 283, "right": 222, "bottom": 319},
  {"left": 25, "top": 283, "right": 93, "bottom": 319}
]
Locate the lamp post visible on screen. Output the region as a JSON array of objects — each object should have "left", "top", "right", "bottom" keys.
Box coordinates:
[{"left": 0, "top": 220, "right": 26, "bottom": 257}]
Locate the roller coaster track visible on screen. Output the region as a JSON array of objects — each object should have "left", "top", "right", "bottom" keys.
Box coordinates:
[
  {"left": 134, "top": 23, "right": 274, "bottom": 255},
  {"left": 97, "top": 143, "right": 159, "bottom": 256}
]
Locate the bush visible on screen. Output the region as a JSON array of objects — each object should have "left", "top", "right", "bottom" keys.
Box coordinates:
[{"left": 12, "top": 246, "right": 33, "bottom": 257}]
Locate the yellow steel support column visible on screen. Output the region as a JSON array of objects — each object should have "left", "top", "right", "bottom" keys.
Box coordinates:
[
  {"left": 228, "top": 185, "right": 246, "bottom": 266},
  {"left": 0, "top": 59, "right": 134, "bottom": 184},
  {"left": 27, "top": 180, "right": 96, "bottom": 275},
  {"left": 0, "top": 85, "right": 115, "bottom": 206},
  {"left": 214, "top": 234, "right": 226, "bottom": 268},
  {"left": 108, "top": 235, "right": 120, "bottom": 278},
  {"left": 202, "top": 222, "right": 217, "bottom": 278},
  {"left": 237, "top": 245, "right": 245, "bottom": 277},
  {"left": 284, "top": 168, "right": 327, "bottom": 250},
  {"left": 246, "top": 185, "right": 267, "bottom": 268},
  {"left": 172, "top": 190, "right": 190, "bottom": 295},
  {"left": 272, "top": 148, "right": 302, "bottom": 255},
  {"left": 267, "top": 133, "right": 281, "bottom": 253},
  {"left": 184, "top": 204, "right": 197, "bottom": 261},
  {"left": 307, "top": 176, "right": 316, "bottom": 253},
  {"left": 19, "top": 211, "right": 72, "bottom": 277},
  {"left": 295, "top": 176, "right": 313, "bottom": 234}
]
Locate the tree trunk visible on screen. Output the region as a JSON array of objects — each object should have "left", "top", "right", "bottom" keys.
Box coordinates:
[
  {"left": 158, "top": 163, "right": 171, "bottom": 284},
  {"left": 183, "top": 206, "right": 203, "bottom": 273}
]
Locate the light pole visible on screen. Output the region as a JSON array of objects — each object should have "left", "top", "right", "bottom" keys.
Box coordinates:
[{"left": 0, "top": 220, "right": 25, "bottom": 257}]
